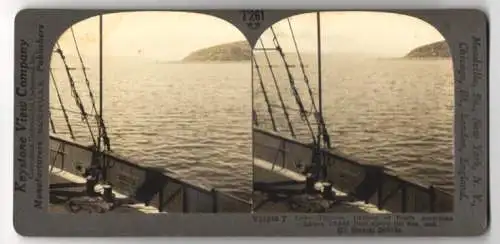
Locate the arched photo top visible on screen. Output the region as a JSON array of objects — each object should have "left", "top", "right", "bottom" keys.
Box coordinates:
[
  {"left": 251, "top": 11, "right": 456, "bottom": 214},
  {"left": 48, "top": 11, "right": 255, "bottom": 210},
  {"left": 254, "top": 11, "right": 451, "bottom": 61},
  {"left": 52, "top": 11, "right": 250, "bottom": 62}
]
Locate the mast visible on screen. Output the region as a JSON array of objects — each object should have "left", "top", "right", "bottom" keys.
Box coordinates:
[
  {"left": 316, "top": 12, "right": 322, "bottom": 148},
  {"left": 98, "top": 13, "right": 109, "bottom": 183},
  {"left": 315, "top": 11, "right": 327, "bottom": 180},
  {"left": 98, "top": 14, "right": 103, "bottom": 152}
]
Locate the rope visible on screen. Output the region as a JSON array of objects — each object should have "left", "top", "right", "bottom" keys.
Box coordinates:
[
  {"left": 50, "top": 142, "right": 64, "bottom": 173},
  {"left": 70, "top": 27, "right": 99, "bottom": 123},
  {"left": 253, "top": 109, "right": 259, "bottom": 126},
  {"left": 49, "top": 110, "right": 57, "bottom": 134},
  {"left": 50, "top": 106, "right": 97, "bottom": 117},
  {"left": 287, "top": 18, "right": 332, "bottom": 149},
  {"left": 269, "top": 27, "right": 317, "bottom": 145},
  {"left": 253, "top": 56, "right": 278, "bottom": 131},
  {"left": 259, "top": 38, "right": 296, "bottom": 138},
  {"left": 70, "top": 27, "right": 112, "bottom": 152},
  {"left": 287, "top": 18, "right": 319, "bottom": 118},
  {"left": 54, "top": 42, "right": 97, "bottom": 146},
  {"left": 269, "top": 104, "right": 313, "bottom": 116},
  {"left": 50, "top": 69, "right": 76, "bottom": 140}
]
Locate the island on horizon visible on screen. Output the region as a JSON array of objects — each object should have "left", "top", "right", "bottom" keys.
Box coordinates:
[
  {"left": 404, "top": 40, "right": 451, "bottom": 59},
  {"left": 181, "top": 40, "right": 452, "bottom": 62},
  {"left": 182, "top": 41, "right": 251, "bottom": 62}
]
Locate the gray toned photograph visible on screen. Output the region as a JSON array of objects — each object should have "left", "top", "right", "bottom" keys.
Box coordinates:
[
  {"left": 48, "top": 12, "right": 253, "bottom": 214},
  {"left": 47, "top": 10, "right": 455, "bottom": 215},
  {"left": 252, "top": 11, "right": 454, "bottom": 213},
  {"left": 13, "top": 8, "right": 488, "bottom": 236}
]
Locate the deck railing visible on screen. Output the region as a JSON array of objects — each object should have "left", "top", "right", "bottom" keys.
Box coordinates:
[
  {"left": 253, "top": 127, "right": 453, "bottom": 213},
  {"left": 49, "top": 135, "right": 251, "bottom": 213}
]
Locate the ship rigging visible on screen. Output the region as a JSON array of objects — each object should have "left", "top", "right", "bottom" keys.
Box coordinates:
[
  {"left": 251, "top": 12, "right": 452, "bottom": 213},
  {"left": 48, "top": 13, "right": 253, "bottom": 214},
  {"left": 252, "top": 12, "right": 332, "bottom": 183},
  {"left": 48, "top": 11, "right": 452, "bottom": 214},
  {"left": 50, "top": 14, "right": 117, "bottom": 210}
]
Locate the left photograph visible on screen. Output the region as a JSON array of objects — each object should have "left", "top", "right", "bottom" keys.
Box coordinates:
[{"left": 48, "top": 12, "right": 253, "bottom": 214}]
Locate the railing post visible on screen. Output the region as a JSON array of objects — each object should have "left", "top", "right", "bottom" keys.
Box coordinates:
[
  {"left": 282, "top": 141, "right": 286, "bottom": 168},
  {"left": 158, "top": 187, "right": 164, "bottom": 212},
  {"left": 61, "top": 142, "right": 66, "bottom": 170},
  {"left": 429, "top": 185, "right": 436, "bottom": 212},
  {"left": 182, "top": 186, "right": 188, "bottom": 213},
  {"left": 212, "top": 189, "right": 218, "bottom": 213},
  {"left": 401, "top": 183, "right": 407, "bottom": 213},
  {"left": 377, "top": 174, "right": 383, "bottom": 210}
]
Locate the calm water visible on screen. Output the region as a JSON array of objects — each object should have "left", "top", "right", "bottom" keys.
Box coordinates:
[
  {"left": 50, "top": 55, "right": 454, "bottom": 199},
  {"left": 254, "top": 55, "right": 454, "bottom": 194}
]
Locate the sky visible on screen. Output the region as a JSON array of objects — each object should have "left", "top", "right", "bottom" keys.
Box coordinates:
[{"left": 56, "top": 11, "right": 446, "bottom": 61}]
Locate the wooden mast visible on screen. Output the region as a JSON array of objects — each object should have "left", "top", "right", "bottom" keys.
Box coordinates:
[
  {"left": 98, "top": 13, "right": 108, "bottom": 182},
  {"left": 98, "top": 14, "right": 103, "bottom": 153},
  {"left": 316, "top": 12, "right": 323, "bottom": 148}
]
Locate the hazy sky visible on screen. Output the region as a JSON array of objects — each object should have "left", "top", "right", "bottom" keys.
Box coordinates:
[{"left": 56, "top": 11, "right": 445, "bottom": 60}]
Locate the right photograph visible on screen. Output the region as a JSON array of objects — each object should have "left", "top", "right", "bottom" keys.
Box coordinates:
[{"left": 251, "top": 11, "right": 454, "bottom": 213}]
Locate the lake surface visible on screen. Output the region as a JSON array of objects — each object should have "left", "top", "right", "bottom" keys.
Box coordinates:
[{"left": 50, "top": 55, "right": 454, "bottom": 199}]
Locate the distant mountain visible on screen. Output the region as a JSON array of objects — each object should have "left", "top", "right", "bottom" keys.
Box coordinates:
[
  {"left": 182, "top": 41, "right": 251, "bottom": 62},
  {"left": 405, "top": 41, "right": 451, "bottom": 58}
]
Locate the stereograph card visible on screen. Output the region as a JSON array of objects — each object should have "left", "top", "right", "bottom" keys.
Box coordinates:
[{"left": 12, "top": 8, "right": 489, "bottom": 236}]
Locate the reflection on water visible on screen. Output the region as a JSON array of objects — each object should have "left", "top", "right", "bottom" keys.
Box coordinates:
[{"left": 50, "top": 55, "right": 454, "bottom": 199}]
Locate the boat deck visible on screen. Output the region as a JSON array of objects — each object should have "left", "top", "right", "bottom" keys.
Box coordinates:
[
  {"left": 253, "top": 159, "right": 389, "bottom": 213},
  {"left": 49, "top": 167, "right": 160, "bottom": 214}
]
